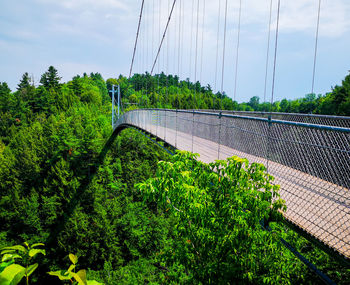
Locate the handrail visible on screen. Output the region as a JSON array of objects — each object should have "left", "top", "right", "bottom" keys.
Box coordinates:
[{"left": 135, "top": 108, "right": 350, "bottom": 133}]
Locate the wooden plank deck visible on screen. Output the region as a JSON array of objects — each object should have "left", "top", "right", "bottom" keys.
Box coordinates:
[{"left": 144, "top": 123, "right": 350, "bottom": 258}]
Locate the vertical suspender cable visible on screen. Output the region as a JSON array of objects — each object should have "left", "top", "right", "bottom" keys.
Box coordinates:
[
  {"left": 181, "top": 0, "right": 185, "bottom": 81},
  {"left": 233, "top": 0, "right": 242, "bottom": 103},
  {"left": 311, "top": 0, "right": 321, "bottom": 95},
  {"left": 177, "top": 0, "right": 182, "bottom": 78},
  {"left": 194, "top": 0, "right": 200, "bottom": 84},
  {"left": 270, "top": 0, "right": 281, "bottom": 108},
  {"left": 220, "top": 0, "right": 228, "bottom": 110},
  {"left": 192, "top": 0, "right": 200, "bottom": 153},
  {"left": 263, "top": 0, "right": 273, "bottom": 107},
  {"left": 129, "top": 0, "right": 145, "bottom": 78},
  {"left": 200, "top": 0, "right": 206, "bottom": 84},
  {"left": 156, "top": 0, "right": 161, "bottom": 137},
  {"left": 189, "top": 0, "right": 195, "bottom": 85},
  {"left": 146, "top": 0, "right": 148, "bottom": 73},
  {"left": 141, "top": 7, "right": 145, "bottom": 105},
  {"left": 165, "top": 0, "right": 170, "bottom": 140},
  {"left": 173, "top": 0, "right": 177, "bottom": 75},
  {"left": 267, "top": 0, "right": 281, "bottom": 174},
  {"left": 218, "top": 0, "right": 228, "bottom": 160},
  {"left": 145, "top": 0, "right": 149, "bottom": 107},
  {"left": 175, "top": 0, "right": 182, "bottom": 148},
  {"left": 214, "top": 0, "right": 221, "bottom": 108},
  {"left": 150, "top": 0, "right": 177, "bottom": 75},
  {"left": 152, "top": 0, "right": 155, "bottom": 95}
]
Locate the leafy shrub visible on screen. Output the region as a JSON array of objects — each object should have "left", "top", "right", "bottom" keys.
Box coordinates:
[
  {"left": 137, "top": 151, "right": 310, "bottom": 283},
  {"left": 0, "top": 242, "right": 45, "bottom": 285}
]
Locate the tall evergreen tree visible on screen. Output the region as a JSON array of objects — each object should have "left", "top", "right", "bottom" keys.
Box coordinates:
[
  {"left": 40, "top": 66, "right": 61, "bottom": 89},
  {"left": 17, "top": 72, "right": 32, "bottom": 91},
  {"left": 0, "top": 82, "right": 12, "bottom": 112}
]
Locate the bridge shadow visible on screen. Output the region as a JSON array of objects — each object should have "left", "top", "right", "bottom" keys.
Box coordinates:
[{"left": 45, "top": 130, "right": 119, "bottom": 248}]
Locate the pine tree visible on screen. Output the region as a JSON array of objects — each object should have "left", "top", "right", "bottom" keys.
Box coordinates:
[
  {"left": 17, "top": 72, "right": 32, "bottom": 91},
  {"left": 40, "top": 66, "right": 61, "bottom": 89}
]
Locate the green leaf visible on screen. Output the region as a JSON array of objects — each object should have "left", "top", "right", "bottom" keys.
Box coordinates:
[
  {"left": 69, "top": 254, "right": 78, "bottom": 265},
  {"left": 72, "top": 269, "right": 87, "bottom": 285},
  {"left": 28, "top": 249, "right": 46, "bottom": 258},
  {"left": 67, "top": 264, "right": 76, "bottom": 273},
  {"left": 47, "top": 270, "right": 72, "bottom": 280},
  {"left": 26, "top": 263, "right": 38, "bottom": 277},
  {"left": 0, "top": 261, "right": 14, "bottom": 274},
  {"left": 31, "top": 243, "right": 45, "bottom": 248},
  {"left": 1, "top": 254, "right": 21, "bottom": 262},
  {"left": 0, "top": 246, "right": 26, "bottom": 253},
  {"left": 0, "top": 250, "right": 16, "bottom": 255},
  {"left": 0, "top": 264, "right": 25, "bottom": 285}
]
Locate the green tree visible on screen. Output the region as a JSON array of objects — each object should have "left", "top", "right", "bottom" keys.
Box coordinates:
[
  {"left": 40, "top": 66, "right": 61, "bottom": 89},
  {"left": 17, "top": 73, "right": 32, "bottom": 91},
  {"left": 0, "top": 82, "right": 12, "bottom": 113}
]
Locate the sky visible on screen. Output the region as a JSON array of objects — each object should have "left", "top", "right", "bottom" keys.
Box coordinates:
[{"left": 0, "top": 0, "right": 349, "bottom": 103}]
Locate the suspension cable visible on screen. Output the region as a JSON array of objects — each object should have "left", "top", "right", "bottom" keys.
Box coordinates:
[
  {"left": 233, "top": 0, "right": 242, "bottom": 103},
  {"left": 194, "top": 0, "right": 200, "bottom": 83},
  {"left": 173, "top": 0, "right": 177, "bottom": 75},
  {"left": 180, "top": 0, "right": 184, "bottom": 81},
  {"left": 214, "top": 0, "right": 221, "bottom": 106},
  {"left": 311, "top": 0, "right": 322, "bottom": 95},
  {"left": 152, "top": 0, "right": 155, "bottom": 78},
  {"left": 146, "top": 0, "right": 149, "bottom": 75},
  {"left": 177, "top": 0, "right": 182, "bottom": 77},
  {"left": 263, "top": 0, "right": 273, "bottom": 105},
  {"left": 129, "top": 0, "right": 145, "bottom": 78},
  {"left": 192, "top": 0, "right": 200, "bottom": 152},
  {"left": 220, "top": 0, "right": 228, "bottom": 109},
  {"left": 166, "top": 0, "right": 170, "bottom": 108},
  {"left": 150, "top": 0, "right": 178, "bottom": 75},
  {"left": 200, "top": 0, "right": 206, "bottom": 83},
  {"left": 270, "top": 0, "right": 281, "bottom": 108},
  {"left": 189, "top": 0, "right": 195, "bottom": 83}
]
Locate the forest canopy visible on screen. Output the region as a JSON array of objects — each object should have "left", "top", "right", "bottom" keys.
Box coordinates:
[
  {"left": 0, "top": 67, "right": 349, "bottom": 284},
  {"left": 113, "top": 71, "right": 350, "bottom": 116}
]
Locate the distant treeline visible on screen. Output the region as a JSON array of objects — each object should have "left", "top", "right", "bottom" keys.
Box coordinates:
[{"left": 108, "top": 71, "right": 350, "bottom": 116}]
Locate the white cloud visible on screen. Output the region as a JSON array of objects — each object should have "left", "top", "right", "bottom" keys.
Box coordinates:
[
  {"left": 35, "top": 0, "right": 128, "bottom": 11},
  {"left": 0, "top": 0, "right": 349, "bottom": 101},
  {"left": 278, "top": 0, "right": 350, "bottom": 37}
]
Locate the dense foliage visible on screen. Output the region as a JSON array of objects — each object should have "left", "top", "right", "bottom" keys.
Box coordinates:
[
  {"left": 0, "top": 67, "right": 174, "bottom": 283},
  {"left": 116, "top": 71, "right": 350, "bottom": 115},
  {"left": 137, "top": 152, "right": 350, "bottom": 284},
  {"left": 0, "top": 67, "right": 349, "bottom": 284}
]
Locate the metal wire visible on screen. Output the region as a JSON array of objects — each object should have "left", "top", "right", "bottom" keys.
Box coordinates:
[
  {"left": 214, "top": 0, "right": 221, "bottom": 93},
  {"left": 263, "top": 0, "right": 273, "bottom": 106},
  {"left": 311, "top": 0, "right": 322, "bottom": 95},
  {"left": 270, "top": 0, "right": 281, "bottom": 107},
  {"left": 129, "top": 0, "right": 145, "bottom": 78},
  {"left": 233, "top": 0, "right": 242, "bottom": 103},
  {"left": 150, "top": 0, "right": 177, "bottom": 75}
]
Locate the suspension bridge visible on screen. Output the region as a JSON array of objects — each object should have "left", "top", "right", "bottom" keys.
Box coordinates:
[{"left": 113, "top": 0, "right": 349, "bottom": 269}]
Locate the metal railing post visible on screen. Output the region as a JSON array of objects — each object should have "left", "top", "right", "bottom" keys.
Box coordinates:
[
  {"left": 111, "top": 85, "right": 115, "bottom": 129},
  {"left": 117, "top": 84, "right": 120, "bottom": 119},
  {"left": 217, "top": 111, "right": 222, "bottom": 160},
  {"left": 191, "top": 109, "right": 195, "bottom": 153},
  {"left": 175, "top": 109, "right": 178, "bottom": 148},
  {"left": 267, "top": 114, "right": 272, "bottom": 174}
]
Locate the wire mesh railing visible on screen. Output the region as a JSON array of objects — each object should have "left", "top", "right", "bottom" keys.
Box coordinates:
[
  {"left": 115, "top": 108, "right": 350, "bottom": 259},
  {"left": 198, "top": 109, "right": 350, "bottom": 128}
]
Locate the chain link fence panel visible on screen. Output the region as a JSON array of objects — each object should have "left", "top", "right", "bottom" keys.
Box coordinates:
[{"left": 115, "top": 108, "right": 350, "bottom": 258}]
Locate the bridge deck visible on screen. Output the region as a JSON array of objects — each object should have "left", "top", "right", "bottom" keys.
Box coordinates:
[{"left": 145, "top": 124, "right": 350, "bottom": 258}]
